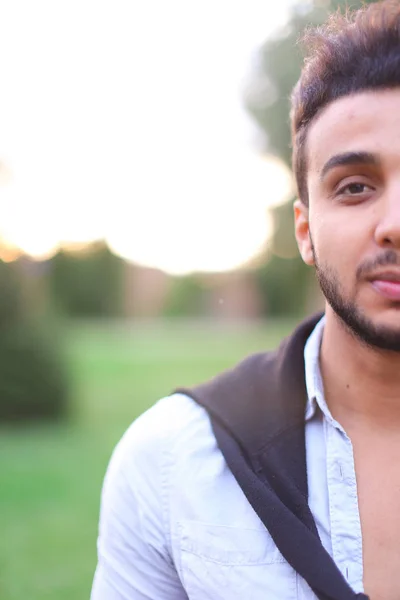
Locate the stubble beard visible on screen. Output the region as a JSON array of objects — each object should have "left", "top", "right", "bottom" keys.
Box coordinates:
[{"left": 310, "top": 236, "right": 400, "bottom": 353}]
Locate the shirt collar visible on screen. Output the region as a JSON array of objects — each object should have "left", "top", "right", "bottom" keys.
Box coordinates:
[
  {"left": 304, "top": 314, "right": 348, "bottom": 433},
  {"left": 304, "top": 315, "right": 326, "bottom": 422}
]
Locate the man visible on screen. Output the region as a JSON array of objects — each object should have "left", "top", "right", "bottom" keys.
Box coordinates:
[{"left": 91, "top": 1, "right": 400, "bottom": 598}]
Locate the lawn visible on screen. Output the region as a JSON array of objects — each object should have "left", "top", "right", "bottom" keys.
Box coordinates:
[{"left": 0, "top": 318, "right": 298, "bottom": 600}]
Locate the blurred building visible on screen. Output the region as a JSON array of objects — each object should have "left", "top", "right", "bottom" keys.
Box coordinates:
[
  {"left": 205, "top": 271, "right": 263, "bottom": 320},
  {"left": 124, "top": 264, "right": 172, "bottom": 318}
]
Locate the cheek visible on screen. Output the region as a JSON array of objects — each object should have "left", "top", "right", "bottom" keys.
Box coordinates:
[
  {"left": 311, "top": 215, "right": 357, "bottom": 272},
  {"left": 311, "top": 212, "right": 377, "bottom": 301}
]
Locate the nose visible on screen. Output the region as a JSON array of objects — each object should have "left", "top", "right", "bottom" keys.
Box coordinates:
[{"left": 374, "top": 183, "right": 400, "bottom": 249}]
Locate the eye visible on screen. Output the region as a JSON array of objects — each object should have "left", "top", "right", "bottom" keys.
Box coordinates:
[{"left": 336, "top": 182, "right": 373, "bottom": 196}]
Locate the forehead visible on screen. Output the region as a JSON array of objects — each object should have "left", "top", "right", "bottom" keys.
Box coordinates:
[{"left": 306, "top": 88, "right": 400, "bottom": 177}]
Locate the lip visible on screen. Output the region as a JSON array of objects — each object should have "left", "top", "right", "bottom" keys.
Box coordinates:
[
  {"left": 369, "top": 271, "right": 400, "bottom": 300},
  {"left": 368, "top": 270, "right": 400, "bottom": 282}
]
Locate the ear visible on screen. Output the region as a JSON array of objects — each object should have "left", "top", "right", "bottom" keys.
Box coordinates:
[{"left": 294, "top": 199, "right": 314, "bottom": 266}]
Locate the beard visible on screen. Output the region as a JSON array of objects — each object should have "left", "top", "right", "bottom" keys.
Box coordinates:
[{"left": 310, "top": 237, "right": 400, "bottom": 353}]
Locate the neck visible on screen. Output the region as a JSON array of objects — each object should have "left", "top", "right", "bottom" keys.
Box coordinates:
[{"left": 320, "top": 306, "right": 400, "bottom": 433}]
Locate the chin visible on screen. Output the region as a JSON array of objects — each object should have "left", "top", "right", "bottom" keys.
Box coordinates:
[
  {"left": 330, "top": 301, "right": 400, "bottom": 352},
  {"left": 352, "top": 315, "right": 400, "bottom": 352}
]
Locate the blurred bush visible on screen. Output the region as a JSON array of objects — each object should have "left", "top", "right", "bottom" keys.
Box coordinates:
[
  {"left": 48, "top": 241, "right": 124, "bottom": 318},
  {"left": 0, "top": 260, "right": 69, "bottom": 423},
  {"left": 255, "top": 254, "right": 311, "bottom": 317},
  {"left": 163, "top": 274, "right": 205, "bottom": 317},
  {"left": 254, "top": 202, "right": 315, "bottom": 317}
]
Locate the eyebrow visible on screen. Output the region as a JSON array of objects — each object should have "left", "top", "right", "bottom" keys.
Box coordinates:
[{"left": 320, "top": 151, "right": 381, "bottom": 181}]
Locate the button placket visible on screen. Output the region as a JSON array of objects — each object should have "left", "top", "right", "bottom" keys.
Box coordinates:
[{"left": 326, "top": 421, "right": 364, "bottom": 593}]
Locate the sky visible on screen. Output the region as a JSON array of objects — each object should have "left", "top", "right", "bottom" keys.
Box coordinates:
[{"left": 0, "top": 0, "right": 296, "bottom": 274}]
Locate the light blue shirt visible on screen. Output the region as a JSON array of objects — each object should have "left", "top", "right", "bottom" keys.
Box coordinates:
[{"left": 91, "top": 317, "right": 365, "bottom": 599}]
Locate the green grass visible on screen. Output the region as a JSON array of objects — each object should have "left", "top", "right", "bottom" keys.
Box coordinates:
[{"left": 0, "top": 318, "right": 298, "bottom": 600}]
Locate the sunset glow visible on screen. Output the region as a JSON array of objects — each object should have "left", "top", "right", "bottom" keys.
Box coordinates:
[{"left": 0, "top": 0, "right": 295, "bottom": 274}]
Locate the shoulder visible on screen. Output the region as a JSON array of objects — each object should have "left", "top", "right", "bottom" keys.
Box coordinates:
[
  {"left": 99, "top": 394, "right": 217, "bottom": 549},
  {"left": 94, "top": 395, "right": 205, "bottom": 598},
  {"left": 106, "top": 393, "right": 216, "bottom": 488},
  {"left": 117, "top": 392, "right": 213, "bottom": 452}
]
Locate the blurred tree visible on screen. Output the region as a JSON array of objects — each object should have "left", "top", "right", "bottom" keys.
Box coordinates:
[
  {"left": 246, "top": 0, "right": 369, "bottom": 164},
  {"left": 255, "top": 253, "right": 310, "bottom": 316},
  {"left": 0, "top": 260, "right": 69, "bottom": 422},
  {"left": 0, "top": 259, "right": 25, "bottom": 326},
  {"left": 163, "top": 274, "right": 206, "bottom": 317},
  {"left": 49, "top": 241, "right": 124, "bottom": 318},
  {"left": 254, "top": 202, "right": 313, "bottom": 317},
  {"left": 245, "top": 0, "right": 373, "bottom": 316}
]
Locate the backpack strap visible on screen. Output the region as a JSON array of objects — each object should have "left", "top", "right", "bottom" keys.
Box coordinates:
[{"left": 176, "top": 314, "right": 368, "bottom": 600}]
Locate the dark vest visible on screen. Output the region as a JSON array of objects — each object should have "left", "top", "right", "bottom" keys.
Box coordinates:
[{"left": 176, "top": 313, "right": 368, "bottom": 600}]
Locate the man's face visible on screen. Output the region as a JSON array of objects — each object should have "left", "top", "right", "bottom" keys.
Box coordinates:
[{"left": 294, "top": 88, "right": 400, "bottom": 351}]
